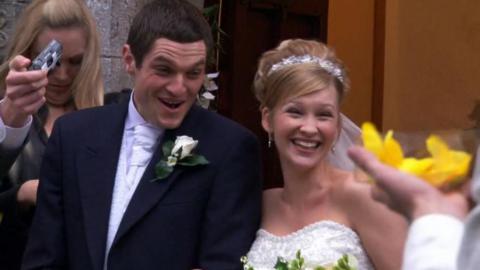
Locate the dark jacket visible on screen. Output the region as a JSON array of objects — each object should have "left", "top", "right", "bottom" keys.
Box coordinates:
[
  {"left": 22, "top": 97, "right": 262, "bottom": 270},
  {"left": 0, "top": 89, "right": 132, "bottom": 270}
]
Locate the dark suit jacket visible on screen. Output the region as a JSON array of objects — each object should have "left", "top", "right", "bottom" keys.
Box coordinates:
[
  {"left": 0, "top": 90, "right": 132, "bottom": 270},
  {"left": 22, "top": 100, "right": 262, "bottom": 270}
]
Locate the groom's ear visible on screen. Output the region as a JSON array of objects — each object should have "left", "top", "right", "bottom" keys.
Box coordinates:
[
  {"left": 122, "top": 44, "right": 136, "bottom": 75},
  {"left": 261, "top": 107, "right": 272, "bottom": 133}
]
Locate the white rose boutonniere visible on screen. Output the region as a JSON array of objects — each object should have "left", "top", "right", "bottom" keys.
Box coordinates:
[
  {"left": 153, "top": 135, "right": 209, "bottom": 181},
  {"left": 171, "top": 136, "right": 198, "bottom": 159}
]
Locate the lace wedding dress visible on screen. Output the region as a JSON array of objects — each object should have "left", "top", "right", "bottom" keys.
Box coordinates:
[{"left": 246, "top": 220, "right": 375, "bottom": 270}]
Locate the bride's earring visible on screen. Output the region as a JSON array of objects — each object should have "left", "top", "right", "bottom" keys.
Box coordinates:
[
  {"left": 268, "top": 133, "right": 273, "bottom": 148},
  {"left": 331, "top": 137, "right": 338, "bottom": 153}
]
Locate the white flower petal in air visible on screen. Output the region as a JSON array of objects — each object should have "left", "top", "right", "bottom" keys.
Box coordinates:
[
  {"left": 202, "top": 92, "right": 215, "bottom": 100},
  {"left": 207, "top": 72, "right": 219, "bottom": 79}
]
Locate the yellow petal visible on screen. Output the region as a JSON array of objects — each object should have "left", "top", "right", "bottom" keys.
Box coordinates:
[
  {"left": 427, "top": 153, "right": 471, "bottom": 186},
  {"left": 399, "top": 157, "right": 433, "bottom": 175},
  {"left": 426, "top": 135, "right": 450, "bottom": 165},
  {"left": 425, "top": 135, "right": 472, "bottom": 187},
  {"left": 422, "top": 169, "right": 454, "bottom": 187},
  {"left": 361, "top": 122, "right": 384, "bottom": 158},
  {"left": 383, "top": 130, "right": 404, "bottom": 167}
]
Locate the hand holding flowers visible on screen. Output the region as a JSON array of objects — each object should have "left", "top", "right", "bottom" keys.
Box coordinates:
[{"left": 360, "top": 122, "right": 472, "bottom": 189}]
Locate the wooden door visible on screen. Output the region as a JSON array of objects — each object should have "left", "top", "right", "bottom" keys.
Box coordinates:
[{"left": 209, "top": 0, "right": 329, "bottom": 188}]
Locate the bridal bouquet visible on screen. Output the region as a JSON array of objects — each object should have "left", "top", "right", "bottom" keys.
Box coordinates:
[
  {"left": 241, "top": 250, "right": 358, "bottom": 270},
  {"left": 361, "top": 122, "right": 474, "bottom": 188}
]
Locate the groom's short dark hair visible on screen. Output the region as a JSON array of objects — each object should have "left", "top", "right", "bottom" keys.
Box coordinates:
[{"left": 127, "top": 0, "right": 213, "bottom": 67}]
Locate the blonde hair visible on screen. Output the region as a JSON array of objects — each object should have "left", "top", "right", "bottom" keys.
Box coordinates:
[
  {"left": 253, "top": 39, "right": 349, "bottom": 110},
  {"left": 0, "top": 0, "right": 103, "bottom": 108}
]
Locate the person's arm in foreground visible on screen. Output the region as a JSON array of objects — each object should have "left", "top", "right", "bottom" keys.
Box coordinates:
[
  {"left": 348, "top": 146, "right": 467, "bottom": 270},
  {"left": 0, "top": 55, "right": 46, "bottom": 232},
  {"left": 0, "top": 55, "right": 46, "bottom": 147}
]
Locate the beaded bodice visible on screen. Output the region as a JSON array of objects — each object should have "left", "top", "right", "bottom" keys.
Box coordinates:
[{"left": 246, "top": 220, "right": 374, "bottom": 270}]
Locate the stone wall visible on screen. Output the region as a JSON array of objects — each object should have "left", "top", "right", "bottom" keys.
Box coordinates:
[
  {"left": 0, "top": 1, "right": 30, "bottom": 63},
  {"left": 0, "top": 0, "right": 203, "bottom": 94},
  {"left": 85, "top": 0, "right": 148, "bottom": 93}
]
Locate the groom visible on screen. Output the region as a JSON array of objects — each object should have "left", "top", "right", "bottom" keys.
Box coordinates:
[{"left": 22, "top": 1, "right": 262, "bottom": 269}]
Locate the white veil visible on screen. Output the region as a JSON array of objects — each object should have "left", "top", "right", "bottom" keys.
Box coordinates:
[{"left": 326, "top": 114, "right": 361, "bottom": 171}]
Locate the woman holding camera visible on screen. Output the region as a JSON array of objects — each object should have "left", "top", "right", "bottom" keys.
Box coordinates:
[{"left": 0, "top": 0, "right": 104, "bottom": 268}]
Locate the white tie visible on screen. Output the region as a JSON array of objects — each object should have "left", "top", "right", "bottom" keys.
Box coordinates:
[{"left": 126, "top": 124, "right": 158, "bottom": 188}]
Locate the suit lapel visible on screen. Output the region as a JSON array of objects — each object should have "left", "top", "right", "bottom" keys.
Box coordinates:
[
  {"left": 112, "top": 106, "right": 203, "bottom": 244},
  {"left": 77, "top": 102, "right": 129, "bottom": 270},
  {"left": 112, "top": 129, "right": 182, "bottom": 243}
]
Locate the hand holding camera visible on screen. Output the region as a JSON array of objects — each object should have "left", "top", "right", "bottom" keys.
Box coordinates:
[
  {"left": 0, "top": 39, "right": 62, "bottom": 127},
  {"left": 28, "top": 39, "right": 63, "bottom": 72}
]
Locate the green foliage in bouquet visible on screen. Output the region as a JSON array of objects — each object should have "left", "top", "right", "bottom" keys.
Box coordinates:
[
  {"left": 241, "top": 250, "right": 358, "bottom": 270},
  {"left": 331, "top": 254, "right": 358, "bottom": 270}
]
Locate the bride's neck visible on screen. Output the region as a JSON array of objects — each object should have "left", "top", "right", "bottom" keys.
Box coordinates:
[{"left": 280, "top": 161, "right": 332, "bottom": 207}]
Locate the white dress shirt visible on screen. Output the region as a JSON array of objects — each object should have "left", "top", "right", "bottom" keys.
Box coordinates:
[
  {"left": 104, "top": 93, "right": 163, "bottom": 268},
  {"left": 0, "top": 99, "right": 32, "bottom": 149},
  {"left": 402, "top": 214, "right": 464, "bottom": 270}
]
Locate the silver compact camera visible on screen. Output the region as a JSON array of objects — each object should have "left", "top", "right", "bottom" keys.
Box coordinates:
[{"left": 28, "top": 39, "right": 63, "bottom": 72}]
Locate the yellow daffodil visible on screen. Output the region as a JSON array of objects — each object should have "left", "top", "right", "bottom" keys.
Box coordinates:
[
  {"left": 422, "top": 135, "right": 472, "bottom": 187},
  {"left": 361, "top": 122, "right": 472, "bottom": 188},
  {"left": 361, "top": 122, "right": 404, "bottom": 167}
]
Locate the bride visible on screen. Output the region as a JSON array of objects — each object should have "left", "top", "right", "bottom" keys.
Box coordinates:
[{"left": 246, "top": 39, "right": 407, "bottom": 269}]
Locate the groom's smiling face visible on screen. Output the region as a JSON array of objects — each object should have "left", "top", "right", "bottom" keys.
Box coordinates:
[{"left": 124, "top": 38, "right": 206, "bottom": 129}]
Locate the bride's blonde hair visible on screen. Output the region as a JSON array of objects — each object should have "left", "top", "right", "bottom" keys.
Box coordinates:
[{"left": 253, "top": 39, "right": 349, "bottom": 110}]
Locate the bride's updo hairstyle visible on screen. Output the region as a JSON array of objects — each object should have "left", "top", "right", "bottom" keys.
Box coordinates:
[{"left": 253, "top": 39, "right": 350, "bottom": 110}]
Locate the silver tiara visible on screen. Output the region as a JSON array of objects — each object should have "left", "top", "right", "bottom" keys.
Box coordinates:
[{"left": 267, "top": 54, "right": 345, "bottom": 83}]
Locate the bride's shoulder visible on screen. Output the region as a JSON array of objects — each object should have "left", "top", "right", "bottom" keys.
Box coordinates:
[{"left": 261, "top": 188, "right": 283, "bottom": 220}]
